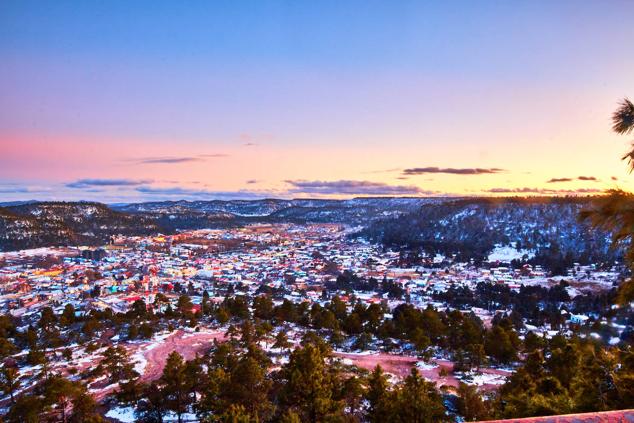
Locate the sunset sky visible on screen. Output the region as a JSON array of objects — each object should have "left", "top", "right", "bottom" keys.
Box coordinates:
[{"left": 1, "top": 1, "right": 634, "bottom": 202}]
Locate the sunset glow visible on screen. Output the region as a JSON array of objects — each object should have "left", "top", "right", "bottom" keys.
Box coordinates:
[{"left": 2, "top": 1, "right": 634, "bottom": 201}]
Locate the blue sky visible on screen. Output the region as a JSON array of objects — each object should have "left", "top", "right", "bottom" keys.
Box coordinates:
[{"left": 1, "top": 1, "right": 634, "bottom": 201}]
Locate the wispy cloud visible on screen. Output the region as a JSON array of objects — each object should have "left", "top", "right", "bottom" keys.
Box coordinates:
[
  {"left": 67, "top": 178, "right": 153, "bottom": 189},
  {"left": 547, "top": 177, "right": 573, "bottom": 183},
  {"left": 246, "top": 179, "right": 259, "bottom": 184},
  {"left": 547, "top": 176, "right": 598, "bottom": 183},
  {"left": 125, "top": 154, "right": 228, "bottom": 164},
  {"left": 0, "top": 187, "right": 29, "bottom": 194},
  {"left": 135, "top": 186, "right": 268, "bottom": 200},
  {"left": 362, "top": 168, "right": 401, "bottom": 174},
  {"left": 485, "top": 187, "right": 603, "bottom": 194},
  {"left": 138, "top": 157, "right": 203, "bottom": 164},
  {"left": 199, "top": 154, "right": 230, "bottom": 158},
  {"left": 402, "top": 167, "right": 504, "bottom": 176},
  {"left": 240, "top": 132, "right": 272, "bottom": 146},
  {"left": 285, "top": 179, "right": 434, "bottom": 195},
  {"left": 136, "top": 186, "right": 201, "bottom": 195}
]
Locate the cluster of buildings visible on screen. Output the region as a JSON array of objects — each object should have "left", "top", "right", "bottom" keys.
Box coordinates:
[{"left": 0, "top": 224, "right": 620, "bottom": 327}]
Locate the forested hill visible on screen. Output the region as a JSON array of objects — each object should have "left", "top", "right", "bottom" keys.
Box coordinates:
[
  {"left": 0, "top": 198, "right": 433, "bottom": 251},
  {"left": 357, "top": 197, "right": 621, "bottom": 271},
  {"left": 0, "top": 202, "right": 160, "bottom": 251},
  {"left": 0, "top": 197, "right": 621, "bottom": 268},
  {"left": 112, "top": 197, "right": 435, "bottom": 221}
]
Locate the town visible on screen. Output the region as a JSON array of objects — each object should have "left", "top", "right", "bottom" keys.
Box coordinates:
[{"left": 0, "top": 223, "right": 629, "bottom": 421}]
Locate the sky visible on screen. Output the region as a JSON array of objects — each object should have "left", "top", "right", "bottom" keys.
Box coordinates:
[{"left": 1, "top": 0, "right": 634, "bottom": 202}]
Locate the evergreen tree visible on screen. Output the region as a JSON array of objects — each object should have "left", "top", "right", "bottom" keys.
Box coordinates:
[
  {"left": 69, "top": 392, "right": 106, "bottom": 423},
  {"left": 278, "top": 342, "right": 343, "bottom": 422},
  {"left": 6, "top": 394, "right": 44, "bottom": 423},
  {"left": 136, "top": 382, "right": 167, "bottom": 423},
  {"left": 38, "top": 306, "right": 57, "bottom": 332},
  {"left": 278, "top": 409, "right": 302, "bottom": 423},
  {"left": 456, "top": 383, "right": 490, "bottom": 421},
  {"left": 60, "top": 304, "right": 76, "bottom": 327},
  {"left": 100, "top": 345, "right": 138, "bottom": 384},
  {"left": 215, "top": 404, "right": 251, "bottom": 423},
  {"left": 41, "top": 376, "right": 91, "bottom": 423},
  {"left": 176, "top": 294, "right": 194, "bottom": 318},
  {"left": 485, "top": 325, "right": 518, "bottom": 364},
  {"left": 160, "top": 351, "right": 191, "bottom": 423},
  {"left": 222, "top": 355, "right": 272, "bottom": 420},
  {"left": 273, "top": 330, "right": 291, "bottom": 353},
  {"left": 253, "top": 295, "right": 274, "bottom": 320},
  {"left": 390, "top": 368, "right": 447, "bottom": 423},
  {"left": 0, "top": 365, "right": 21, "bottom": 404},
  {"left": 365, "top": 365, "right": 391, "bottom": 423}
]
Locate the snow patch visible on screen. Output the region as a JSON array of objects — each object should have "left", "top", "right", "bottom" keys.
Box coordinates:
[
  {"left": 488, "top": 244, "right": 534, "bottom": 262},
  {"left": 105, "top": 406, "right": 136, "bottom": 423},
  {"left": 458, "top": 371, "right": 507, "bottom": 386},
  {"left": 416, "top": 361, "right": 439, "bottom": 370}
]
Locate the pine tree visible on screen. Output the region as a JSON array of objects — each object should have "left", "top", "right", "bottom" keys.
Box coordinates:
[
  {"left": 60, "top": 304, "right": 76, "bottom": 327},
  {"left": 278, "top": 409, "right": 302, "bottom": 423},
  {"left": 0, "top": 365, "right": 21, "bottom": 404},
  {"left": 222, "top": 356, "right": 272, "bottom": 420},
  {"left": 196, "top": 367, "right": 225, "bottom": 420},
  {"left": 136, "top": 382, "right": 167, "bottom": 423},
  {"left": 202, "top": 290, "right": 212, "bottom": 315},
  {"left": 69, "top": 392, "right": 106, "bottom": 423},
  {"left": 100, "top": 345, "right": 138, "bottom": 384},
  {"left": 176, "top": 294, "right": 194, "bottom": 318},
  {"left": 278, "top": 342, "right": 342, "bottom": 423},
  {"left": 456, "top": 383, "right": 490, "bottom": 421},
  {"left": 392, "top": 368, "right": 447, "bottom": 423},
  {"left": 154, "top": 293, "right": 169, "bottom": 314},
  {"left": 216, "top": 404, "right": 251, "bottom": 423},
  {"left": 342, "top": 375, "right": 364, "bottom": 420},
  {"left": 41, "top": 376, "right": 86, "bottom": 423},
  {"left": 0, "top": 336, "right": 16, "bottom": 359},
  {"left": 253, "top": 295, "right": 274, "bottom": 320},
  {"left": 274, "top": 330, "right": 291, "bottom": 353},
  {"left": 216, "top": 307, "right": 230, "bottom": 324},
  {"left": 365, "top": 365, "right": 391, "bottom": 423},
  {"left": 485, "top": 325, "right": 518, "bottom": 364},
  {"left": 38, "top": 306, "right": 57, "bottom": 332},
  {"left": 6, "top": 394, "right": 44, "bottom": 423},
  {"left": 160, "top": 351, "right": 191, "bottom": 423}
]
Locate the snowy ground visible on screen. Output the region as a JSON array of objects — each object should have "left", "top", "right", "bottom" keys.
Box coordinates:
[
  {"left": 487, "top": 244, "right": 534, "bottom": 262},
  {"left": 0, "top": 246, "right": 81, "bottom": 259},
  {"left": 106, "top": 406, "right": 199, "bottom": 422},
  {"left": 456, "top": 370, "right": 508, "bottom": 386},
  {"left": 416, "top": 361, "right": 439, "bottom": 370}
]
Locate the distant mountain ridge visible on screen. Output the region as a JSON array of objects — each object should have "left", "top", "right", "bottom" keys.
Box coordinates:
[
  {"left": 0, "top": 197, "right": 617, "bottom": 268},
  {"left": 0, "top": 200, "right": 40, "bottom": 207},
  {"left": 111, "top": 197, "right": 438, "bottom": 217},
  {"left": 0, "top": 198, "right": 433, "bottom": 251}
]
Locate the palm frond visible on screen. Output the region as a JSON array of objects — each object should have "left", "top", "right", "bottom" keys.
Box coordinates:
[
  {"left": 621, "top": 146, "right": 634, "bottom": 172},
  {"left": 612, "top": 98, "right": 634, "bottom": 135},
  {"left": 580, "top": 189, "right": 634, "bottom": 303},
  {"left": 579, "top": 189, "right": 634, "bottom": 242}
]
